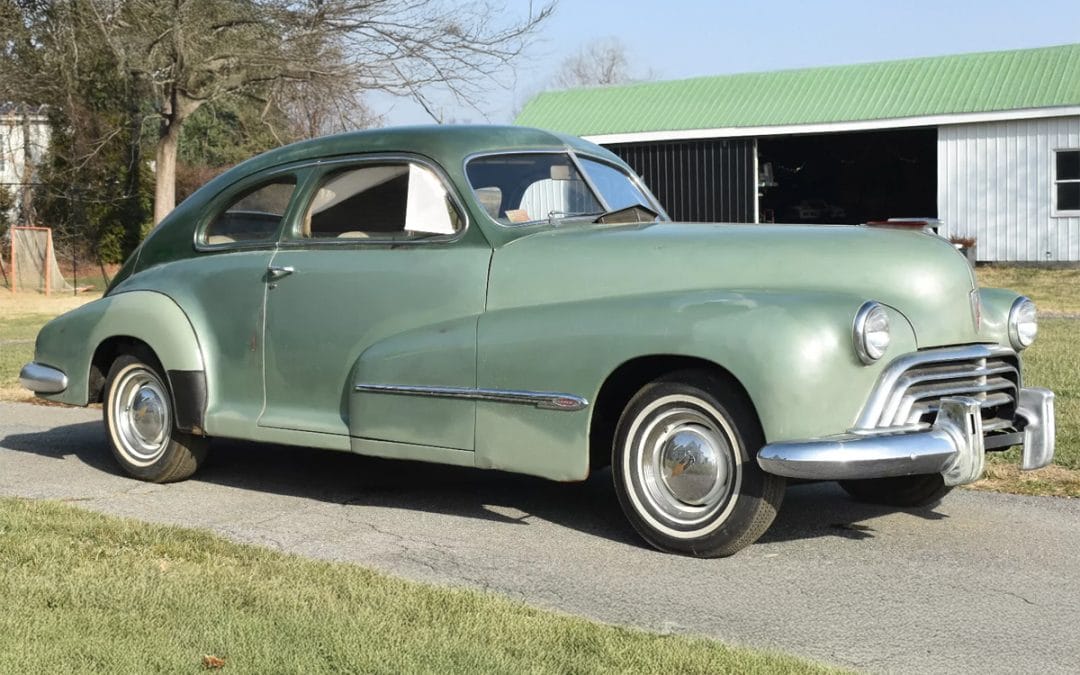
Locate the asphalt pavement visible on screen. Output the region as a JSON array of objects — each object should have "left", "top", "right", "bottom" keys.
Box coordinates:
[{"left": 1, "top": 401, "right": 1078, "bottom": 673}]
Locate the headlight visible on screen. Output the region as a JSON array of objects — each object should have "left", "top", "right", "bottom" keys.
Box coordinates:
[
  {"left": 853, "top": 301, "right": 891, "bottom": 364},
  {"left": 1008, "top": 296, "right": 1037, "bottom": 350}
]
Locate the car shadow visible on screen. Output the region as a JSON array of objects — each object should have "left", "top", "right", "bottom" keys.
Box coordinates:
[{"left": 2, "top": 420, "right": 951, "bottom": 552}]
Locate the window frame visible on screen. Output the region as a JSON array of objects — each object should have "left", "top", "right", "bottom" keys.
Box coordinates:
[
  {"left": 194, "top": 165, "right": 306, "bottom": 252},
  {"left": 1052, "top": 148, "right": 1080, "bottom": 217},
  {"left": 278, "top": 153, "right": 469, "bottom": 248}
]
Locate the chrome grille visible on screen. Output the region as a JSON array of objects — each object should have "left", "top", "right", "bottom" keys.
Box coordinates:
[{"left": 856, "top": 345, "right": 1020, "bottom": 433}]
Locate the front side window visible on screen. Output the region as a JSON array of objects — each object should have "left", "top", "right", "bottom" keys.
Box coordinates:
[
  {"left": 203, "top": 177, "right": 297, "bottom": 245},
  {"left": 1055, "top": 149, "right": 1080, "bottom": 214},
  {"left": 466, "top": 152, "right": 661, "bottom": 226},
  {"left": 466, "top": 153, "right": 602, "bottom": 225},
  {"left": 578, "top": 157, "right": 653, "bottom": 213},
  {"left": 300, "top": 162, "right": 462, "bottom": 240}
]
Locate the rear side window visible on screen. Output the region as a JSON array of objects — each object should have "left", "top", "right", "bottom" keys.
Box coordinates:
[
  {"left": 203, "top": 177, "right": 297, "bottom": 246},
  {"left": 300, "top": 162, "right": 461, "bottom": 240}
]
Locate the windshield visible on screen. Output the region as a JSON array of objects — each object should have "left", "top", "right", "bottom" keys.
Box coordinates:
[{"left": 465, "top": 152, "right": 662, "bottom": 226}]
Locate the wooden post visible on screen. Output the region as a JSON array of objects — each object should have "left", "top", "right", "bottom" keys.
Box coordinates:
[
  {"left": 44, "top": 227, "right": 52, "bottom": 296},
  {"left": 9, "top": 227, "right": 15, "bottom": 293}
]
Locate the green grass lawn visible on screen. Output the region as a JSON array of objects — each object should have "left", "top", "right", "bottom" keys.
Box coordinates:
[
  {"left": 0, "top": 498, "right": 832, "bottom": 674},
  {"left": 0, "top": 313, "right": 48, "bottom": 401},
  {"left": 974, "top": 266, "right": 1080, "bottom": 495}
]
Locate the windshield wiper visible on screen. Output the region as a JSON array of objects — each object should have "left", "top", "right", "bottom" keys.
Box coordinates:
[
  {"left": 592, "top": 203, "right": 661, "bottom": 224},
  {"left": 547, "top": 210, "right": 604, "bottom": 226}
]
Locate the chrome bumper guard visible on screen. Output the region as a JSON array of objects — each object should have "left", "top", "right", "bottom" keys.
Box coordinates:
[
  {"left": 19, "top": 362, "right": 69, "bottom": 394},
  {"left": 757, "top": 387, "right": 1055, "bottom": 486}
]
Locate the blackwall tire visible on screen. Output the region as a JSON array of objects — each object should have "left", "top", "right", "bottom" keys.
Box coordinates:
[
  {"left": 103, "top": 353, "right": 207, "bottom": 483},
  {"left": 612, "top": 371, "right": 785, "bottom": 558},
  {"left": 838, "top": 474, "right": 953, "bottom": 507}
]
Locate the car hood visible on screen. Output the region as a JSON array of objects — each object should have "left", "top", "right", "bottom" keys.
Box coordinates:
[{"left": 487, "top": 222, "right": 981, "bottom": 348}]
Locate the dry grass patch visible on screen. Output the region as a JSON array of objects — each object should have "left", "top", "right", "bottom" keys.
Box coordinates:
[
  {"left": 972, "top": 462, "right": 1080, "bottom": 498},
  {"left": 977, "top": 265, "right": 1080, "bottom": 315},
  {"left": 0, "top": 287, "right": 102, "bottom": 319}
]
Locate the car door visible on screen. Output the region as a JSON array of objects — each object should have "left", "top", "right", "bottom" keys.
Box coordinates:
[
  {"left": 164, "top": 170, "right": 301, "bottom": 440},
  {"left": 258, "top": 156, "right": 491, "bottom": 450}
]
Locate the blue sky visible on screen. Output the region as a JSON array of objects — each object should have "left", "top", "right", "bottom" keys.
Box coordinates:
[{"left": 373, "top": 0, "right": 1080, "bottom": 126}]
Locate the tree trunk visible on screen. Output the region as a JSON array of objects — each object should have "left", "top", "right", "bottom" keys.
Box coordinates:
[
  {"left": 18, "top": 110, "right": 34, "bottom": 226},
  {"left": 153, "top": 118, "right": 181, "bottom": 225}
]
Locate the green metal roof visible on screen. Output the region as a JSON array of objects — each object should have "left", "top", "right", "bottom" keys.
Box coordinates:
[{"left": 515, "top": 44, "right": 1080, "bottom": 136}]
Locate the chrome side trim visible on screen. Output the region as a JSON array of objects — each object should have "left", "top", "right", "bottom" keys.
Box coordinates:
[
  {"left": 354, "top": 383, "right": 589, "bottom": 411},
  {"left": 19, "top": 362, "right": 69, "bottom": 394}
]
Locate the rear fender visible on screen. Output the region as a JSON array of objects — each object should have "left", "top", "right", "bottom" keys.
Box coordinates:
[{"left": 32, "top": 291, "right": 205, "bottom": 414}]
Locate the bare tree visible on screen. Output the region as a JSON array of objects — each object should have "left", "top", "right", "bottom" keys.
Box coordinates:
[
  {"left": 71, "top": 0, "right": 555, "bottom": 224},
  {"left": 552, "top": 37, "right": 648, "bottom": 89}
]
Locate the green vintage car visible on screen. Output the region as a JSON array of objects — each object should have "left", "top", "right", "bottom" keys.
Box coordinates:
[{"left": 21, "top": 126, "right": 1055, "bottom": 557}]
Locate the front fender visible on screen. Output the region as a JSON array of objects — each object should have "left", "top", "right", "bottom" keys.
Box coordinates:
[
  {"left": 474, "top": 289, "right": 918, "bottom": 480},
  {"left": 978, "top": 287, "right": 1023, "bottom": 348},
  {"left": 32, "top": 290, "right": 204, "bottom": 406}
]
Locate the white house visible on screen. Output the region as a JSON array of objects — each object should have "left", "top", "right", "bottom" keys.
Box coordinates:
[{"left": 1, "top": 104, "right": 50, "bottom": 224}]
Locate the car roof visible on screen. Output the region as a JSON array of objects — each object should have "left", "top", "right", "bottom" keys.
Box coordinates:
[{"left": 223, "top": 125, "right": 612, "bottom": 177}]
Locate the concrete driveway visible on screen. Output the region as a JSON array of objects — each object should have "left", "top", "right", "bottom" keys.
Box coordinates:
[{"left": 2, "top": 401, "right": 1078, "bottom": 673}]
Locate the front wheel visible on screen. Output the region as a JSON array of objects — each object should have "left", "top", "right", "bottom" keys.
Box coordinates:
[
  {"left": 612, "top": 372, "right": 785, "bottom": 558},
  {"left": 103, "top": 353, "right": 207, "bottom": 482}
]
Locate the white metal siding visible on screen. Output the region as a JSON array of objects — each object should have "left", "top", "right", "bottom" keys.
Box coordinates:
[{"left": 938, "top": 115, "right": 1080, "bottom": 262}]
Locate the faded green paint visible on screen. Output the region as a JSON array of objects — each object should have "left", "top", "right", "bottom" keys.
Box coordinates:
[
  {"left": 29, "top": 126, "right": 1029, "bottom": 484},
  {"left": 515, "top": 44, "right": 1080, "bottom": 136},
  {"left": 32, "top": 291, "right": 204, "bottom": 406},
  {"left": 352, "top": 315, "right": 482, "bottom": 450},
  {"left": 475, "top": 291, "right": 918, "bottom": 480},
  {"left": 262, "top": 244, "right": 489, "bottom": 446}
]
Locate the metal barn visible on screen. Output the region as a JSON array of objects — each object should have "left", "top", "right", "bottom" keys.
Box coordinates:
[{"left": 516, "top": 44, "right": 1080, "bottom": 263}]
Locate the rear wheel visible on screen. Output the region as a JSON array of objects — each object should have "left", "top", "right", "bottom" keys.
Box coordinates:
[
  {"left": 838, "top": 474, "right": 952, "bottom": 507},
  {"left": 103, "top": 352, "right": 207, "bottom": 482},
  {"left": 612, "top": 371, "right": 785, "bottom": 558}
]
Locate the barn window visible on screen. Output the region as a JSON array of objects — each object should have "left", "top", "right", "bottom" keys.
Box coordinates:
[{"left": 1055, "top": 149, "right": 1080, "bottom": 214}]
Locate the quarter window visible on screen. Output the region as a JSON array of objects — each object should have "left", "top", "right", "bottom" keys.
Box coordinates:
[
  {"left": 301, "top": 162, "right": 461, "bottom": 239},
  {"left": 204, "top": 177, "right": 297, "bottom": 245},
  {"left": 1055, "top": 150, "right": 1080, "bottom": 214},
  {"left": 578, "top": 157, "right": 652, "bottom": 212}
]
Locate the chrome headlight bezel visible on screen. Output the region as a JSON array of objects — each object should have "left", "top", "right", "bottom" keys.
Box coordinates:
[
  {"left": 1008, "top": 296, "right": 1037, "bottom": 350},
  {"left": 853, "top": 301, "right": 891, "bottom": 365}
]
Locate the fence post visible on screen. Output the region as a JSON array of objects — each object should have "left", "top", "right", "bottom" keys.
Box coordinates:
[
  {"left": 44, "top": 227, "right": 52, "bottom": 296},
  {"left": 9, "top": 228, "right": 15, "bottom": 293}
]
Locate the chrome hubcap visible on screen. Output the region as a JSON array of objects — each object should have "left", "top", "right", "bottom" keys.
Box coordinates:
[
  {"left": 658, "top": 425, "right": 726, "bottom": 505},
  {"left": 624, "top": 395, "right": 741, "bottom": 535},
  {"left": 131, "top": 387, "right": 166, "bottom": 442},
  {"left": 111, "top": 366, "right": 171, "bottom": 466}
]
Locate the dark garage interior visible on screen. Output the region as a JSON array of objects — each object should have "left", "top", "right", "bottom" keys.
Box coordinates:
[{"left": 757, "top": 128, "right": 937, "bottom": 225}]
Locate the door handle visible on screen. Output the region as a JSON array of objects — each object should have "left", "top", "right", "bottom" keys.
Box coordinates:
[{"left": 267, "top": 265, "right": 295, "bottom": 281}]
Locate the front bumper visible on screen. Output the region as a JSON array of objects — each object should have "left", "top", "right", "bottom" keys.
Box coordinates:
[
  {"left": 19, "top": 362, "right": 69, "bottom": 394},
  {"left": 757, "top": 387, "right": 1055, "bottom": 486}
]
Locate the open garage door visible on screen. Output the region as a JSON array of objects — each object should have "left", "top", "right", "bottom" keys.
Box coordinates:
[{"left": 757, "top": 128, "right": 936, "bottom": 225}]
